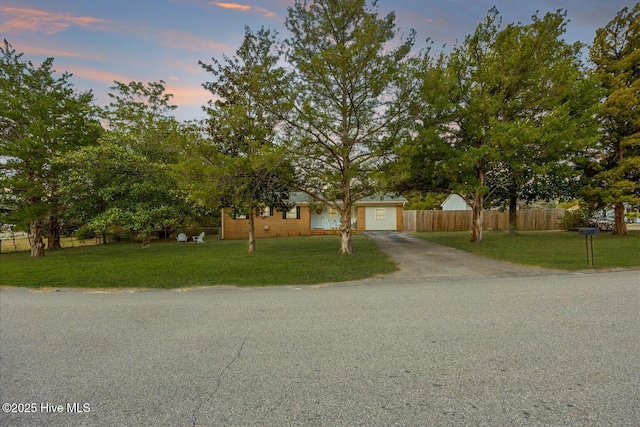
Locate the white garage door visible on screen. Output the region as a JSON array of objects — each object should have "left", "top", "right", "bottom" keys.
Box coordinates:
[{"left": 365, "top": 207, "right": 396, "bottom": 230}]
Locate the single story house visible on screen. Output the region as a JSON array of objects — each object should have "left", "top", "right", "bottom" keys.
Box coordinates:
[{"left": 220, "top": 193, "right": 407, "bottom": 239}]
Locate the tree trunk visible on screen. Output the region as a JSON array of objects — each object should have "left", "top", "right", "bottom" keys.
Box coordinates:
[
  {"left": 611, "top": 140, "right": 628, "bottom": 236},
  {"left": 47, "top": 215, "right": 62, "bottom": 250},
  {"left": 613, "top": 202, "right": 628, "bottom": 236},
  {"left": 248, "top": 210, "right": 256, "bottom": 253},
  {"left": 508, "top": 193, "right": 518, "bottom": 235},
  {"left": 141, "top": 234, "right": 151, "bottom": 248},
  {"left": 29, "top": 219, "right": 46, "bottom": 257},
  {"left": 339, "top": 209, "right": 352, "bottom": 254},
  {"left": 470, "top": 193, "right": 484, "bottom": 243}
]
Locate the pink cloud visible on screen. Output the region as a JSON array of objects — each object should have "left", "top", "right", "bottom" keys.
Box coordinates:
[
  {"left": 0, "top": 6, "right": 108, "bottom": 35},
  {"left": 165, "top": 83, "right": 212, "bottom": 107},
  {"left": 14, "top": 43, "right": 103, "bottom": 61},
  {"left": 62, "top": 66, "right": 211, "bottom": 111},
  {"left": 255, "top": 6, "right": 277, "bottom": 18},
  {"left": 212, "top": 1, "right": 277, "bottom": 18},
  {"left": 215, "top": 2, "right": 251, "bottom": 11},
  {"left": 69, "top": 65, "right": 134, "bottom": 85}
]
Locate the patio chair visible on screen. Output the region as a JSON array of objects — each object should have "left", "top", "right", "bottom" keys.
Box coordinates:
[
  {"left": 176, "top": 233, "right": 188, "bottom": 243},
  {"left": 195, "top": 232, "right": 205, "bottom": 244}
]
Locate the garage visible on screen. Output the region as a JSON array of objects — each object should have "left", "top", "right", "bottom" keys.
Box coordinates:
[{"left": 364, "top": 206, "right": 398, "bottom": 230}]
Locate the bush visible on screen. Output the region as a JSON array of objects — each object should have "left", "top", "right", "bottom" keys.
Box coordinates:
[
  {"left": 74, "top": 225, "right": 96, "bottom": 240},
  {"left": 559, "top": 208, "right": 592, "bottom": 231},
  {"left": 74, "top": 225, "right": 135, "bottom": 243}
]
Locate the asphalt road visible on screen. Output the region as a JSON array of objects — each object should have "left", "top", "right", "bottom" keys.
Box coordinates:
[{"left": 1, "top": 233, "right": 639, "bottom": 426}]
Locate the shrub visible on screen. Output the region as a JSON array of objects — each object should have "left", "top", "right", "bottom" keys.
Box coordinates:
[
  {"left": 626, "top": 212, "right": 639, "bottom": 223},
  {"left": 74, "top": 225, "right": 96, "bottom": 240},
  {"left": 559, "top": 208, "right": 592, "bottom": 230}
]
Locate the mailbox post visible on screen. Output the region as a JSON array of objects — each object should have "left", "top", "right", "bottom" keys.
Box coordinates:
[{"left": 578, "top": 227, "right": 600, "bottom": 265}]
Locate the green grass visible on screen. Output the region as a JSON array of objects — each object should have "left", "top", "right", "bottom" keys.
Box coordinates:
[
  {"left": 0, "top": 235, "right": 398, "bottom": 289},
  {"left": 415, "top": 230, "right": 640, "bottom": 270}
]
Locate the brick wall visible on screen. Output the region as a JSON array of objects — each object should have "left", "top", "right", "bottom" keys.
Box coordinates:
[
  {"left": 221, "top": 207, "right": 311, "bottom": 239},
  {"left": 223, "top": 203, "right": 405, "bottom": 239}
]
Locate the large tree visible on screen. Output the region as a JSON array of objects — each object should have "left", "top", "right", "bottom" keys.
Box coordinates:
[
  {"left": 586, "top": 3, "right": 640, "bottom": 236},
  {"left": 62, "top": 140, "right": 188, "bottom": 247},
  {"left": 0, "top": 40, "right": 100, "bottom": 257},
  {"left": 180, "top": 27, "right": 292, "bottom": 253},
  {"left": 404, "top": 9, "right": 601, "bottom": 242},
  {"left": 483, "top": 10, "right": 602, "bottom": 234},
  {"left": 62, "top": 81, "right": 191, "bottom": 247},
  {"left": 281, "top": 0, "right": 416, "bottom": 253},
  {"left": 103, "top": 80, "right": 183, "bottom": 164}
]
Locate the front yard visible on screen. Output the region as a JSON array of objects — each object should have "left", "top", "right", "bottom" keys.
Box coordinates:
[
  {"left": 0, "top": 235, "right": 397, "bottom": 289},
  {"left": 415, "top": 230, "right": 640, "bottom": 270}
]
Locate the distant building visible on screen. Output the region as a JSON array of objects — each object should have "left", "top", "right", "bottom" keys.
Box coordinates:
[{"left": 441, "top": 194, "right": 471, "bottom": 211}]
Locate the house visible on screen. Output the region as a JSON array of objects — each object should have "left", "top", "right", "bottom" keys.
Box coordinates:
[
  {"left": 220, "top": 193, "right": 407, "bottom": 239},
  {"left": 441, "top": 194, "right": 471, "bottom": 211}
]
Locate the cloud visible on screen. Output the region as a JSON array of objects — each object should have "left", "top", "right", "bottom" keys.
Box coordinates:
[
  {"left": 212, "top": 1, "right": 277, "bottom": 18},
  {"left": 0, "top": 6, "right": 108, "bottom": 35},
  {"left": 68, "top": 65, "right": 134, "bottom": 85},
  {"left": 9, "top": 42, "right": 104, "bottom": 61},
  {"left": 215, "top": 2, "right": 251, "bottom": 11},
  {"left": 165, "top": 82, "right": 212, "bottom": 107},
  {"left": 255, "top": 6, "right": 277, "bottom": 18},
  {"left": 70, "top": 66, "right": 212, "bottom": 108},
  {"left": 54, "top": 65, "right": 211, "bottom": 116}
]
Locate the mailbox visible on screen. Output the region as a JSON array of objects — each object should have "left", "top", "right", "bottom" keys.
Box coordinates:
[
  {"left": 578, "top": 227, "right": 600, "bottom": 236},
  {"left": 578, "top": 227, "right": 599, "bottom": 265}
]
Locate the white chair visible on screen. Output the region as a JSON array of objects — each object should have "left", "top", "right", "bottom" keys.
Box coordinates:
[
  {"left": 195, "top": 232, "right": 205, "bottom": 244},
  {"left": 176, "top": 233, "right": 188, "bottom": 243}
]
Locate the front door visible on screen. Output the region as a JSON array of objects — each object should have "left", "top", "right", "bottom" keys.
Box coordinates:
[{"left": 311, "top": 211, "right": 325, "bottom": 229}]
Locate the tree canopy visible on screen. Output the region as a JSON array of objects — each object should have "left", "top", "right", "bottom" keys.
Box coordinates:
[
  {"left": 585, "top": 3, "right": 640, "bottom": 236},
  {"left": 181, "top": 26, "right": 293, "bottom": 253},
  {"left": 0, "top": 40, "right": 101, "bottom": 256},
  {"left": 281, "top": 0, "right": 416, "bottom": 253},
  {"left": 398, "top": 9, "right": 602, "bottom": 242},
  {"left": 61, "top": 81, "right": 191, "bottom": 247}
]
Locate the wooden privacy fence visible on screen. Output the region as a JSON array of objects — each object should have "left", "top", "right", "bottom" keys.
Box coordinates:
[{"left": 404, "top": 209, "right": 565, "bottom": 232}]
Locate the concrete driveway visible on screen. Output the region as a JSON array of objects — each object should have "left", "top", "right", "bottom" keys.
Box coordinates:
[
  {"left": 362, "top": 231, "right": 550, "bottom": 280},
  {"left": 1, "top": 233, "right": 639, "bottom": 426}
]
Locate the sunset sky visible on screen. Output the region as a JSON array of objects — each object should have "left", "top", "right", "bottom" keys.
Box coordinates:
[{"left": 1, "top": 0, "right": 633, "bottom": 121}]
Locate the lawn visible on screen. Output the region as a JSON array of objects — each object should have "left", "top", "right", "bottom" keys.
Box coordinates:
[
  {"left": 415, "top": 230, "right": 640, "bottom": 270},
  {"left": 0, "top": 235, "right": 398, "bottom": 289}
]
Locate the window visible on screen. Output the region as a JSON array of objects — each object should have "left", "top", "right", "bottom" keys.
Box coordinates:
[
  {"left": 375, "top": 208, "right": 387, "bottom": 221},
  {"left": 233, "top": 207, "right": 272, "bottom": 219},
  {"left": 328, "top": 207, "right": 338, "bottom": 219},
  {"left": 283, "top": 206, "right": 301, "bottom": 219}
]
